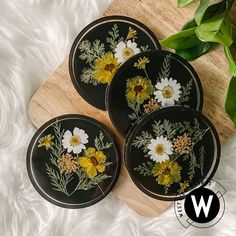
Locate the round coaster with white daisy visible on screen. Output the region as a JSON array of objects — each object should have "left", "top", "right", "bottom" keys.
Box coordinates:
[
  {"left": 124, "top": 106, "right": 220, "bottom": 201},
  {"left": 27, "top": 114, "right": 120, "bottom": 208},
  {"left": 107, "top": 50, "right": 203, "bottom": 137},
  {"left": 69, "top": 15, "right": 161, "bottom": 110}
]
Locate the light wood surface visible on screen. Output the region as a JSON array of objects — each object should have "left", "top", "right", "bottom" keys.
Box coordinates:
[{"left": 28, "top": 0, "right": 235, "bottom": 217}]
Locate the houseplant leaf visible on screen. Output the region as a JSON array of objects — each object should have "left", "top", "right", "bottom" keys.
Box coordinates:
[
  {"left": 201, "top": 1, "right": 225, "bottom": 23},
  {"left": 176, "top": 18, "right": 214, "bottom": 60},
  {"left": 225, "top": 76, "right": 236, "bottom": 127},
  {"left": 177, "top": 0, "right": 194, "bottom": 8},
  {"left": 224, "top": 46, "right": 236, "bottom": 75},
  {"left": 196, "top": 11, "right": 233, "bottom": 46},
  {"left": 195, "top": 0, "right": 211, "bottom": 25},
  {"left": 176, "top": 42, "right": 212, "bottom": 60},
  {"left": 160, "top": 28, "right": 199, "bottom": 49}
]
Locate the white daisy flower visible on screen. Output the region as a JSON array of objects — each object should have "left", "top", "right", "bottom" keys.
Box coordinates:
[
  {"left": 154, "top": 77, "right": 182, "bottom": 106},
  {"left": 147, "top": 136, "right": 173, "bottom": 162},
  {"left": 114, "top": 40, "right": 141, "bottom": 63},
  {"left": 62, "top": 127, "right": 88, "bottom": 154}
]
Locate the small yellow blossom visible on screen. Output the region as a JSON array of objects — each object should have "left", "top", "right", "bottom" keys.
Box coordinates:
[
  {"left": 38, "top": 134, "right": 54, "bottom": 150},
  {"left": 127, "top": 27, "right": 137, "bottom": 40},
  {"left": 134, "top": 57, "right": 150, "bottom": 69},
  {"left": 178, "top": 181, "right": 190, "bottom": 193}
]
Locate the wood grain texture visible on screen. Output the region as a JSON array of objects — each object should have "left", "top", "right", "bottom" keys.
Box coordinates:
[{"left": 28, "top": 0, "right": 235, "bottom": 217}]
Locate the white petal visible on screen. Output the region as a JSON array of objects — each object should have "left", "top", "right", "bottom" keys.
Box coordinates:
[
  {"left": 133, "top": 48, "right": 141, "bottom": 54},
  {"left": 81, "top": 137, "right": 88, "bottom": 144},
  {"left": 162, "top": 78, "right": 169, "bottom": 86},
  {"left": 127, "top": 40, "right": 136, "bottom": 48},
  {"left": 73, "top": 128, "right": 85, "bottom": 136},
  {"left": 157, "top": 153, "right": 169, "bottom": 162},
  {"left": 163, "top": 99, "right": 175, "bottom": 107},
  {"left": 114, "top": 52, "right": 124, "bottom": 63},
  {"left": 73, "top": 127, "right": 80, "bottom": 135},
  {"left": 115, "top": 41, "right": 126, "bottom": 50},
  {"left": 62, "top": 140, "right": 70, "bottom": 148},
  {"left": 149, "top": 152, "right": 158, "bottom": 162},
  {"left": 147, "top": 143, "right": 155, "bottom": 151},
  {"left": 72, "top": 147, "right": 81, "bottom": 154},
  {"left": 67, "top": 146, "right": 73, "bottom": 153},
  {"left": 154, "top": 91, "right": 163, "bottom": 101},
  {"left": 173, "top": 92, "right": 181, "bottom": 101},
  {"left": 166, "top": 147, "right": 173, "bottom": 155},
  {"left": 63, "top": 130, "right": 72, "bottom": 139},
  {"left": 148, "top": 149, "right": 155, "bottom": 155},
  {"left": 155, "top": 82, "right": 164, "bottom": 90}
]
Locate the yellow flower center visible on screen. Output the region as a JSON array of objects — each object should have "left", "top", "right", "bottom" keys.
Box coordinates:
[
  {"left": 162, "top": 86, "right": 174, "bottom": 98},
  {"left": 122, "top": 47, "right": 134, "bottom": 59},
  {"left": 155, "top": 144, "right": 166, "bottom": 155},
  {"left": 70, "top": 135, "right": 81, "bottom": 146},
  {"left": 43, "top": 139, "right": 51, "bottom": 146},
  {"left": 163, "top": 167, "right": 171, "bottom": 176},
  {"left": 90, "top": 156, "right": 98, "bottom": 166},
  {"left": 134, "top": 85, "right": 143, "bottom": 93},
  {"left": 104, "top": 63, "right": 115, "bottom": 73}
]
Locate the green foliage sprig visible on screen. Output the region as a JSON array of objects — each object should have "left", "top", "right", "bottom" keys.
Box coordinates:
[{"left": 161, "top": 0, "right": 236, "bottom": 126}]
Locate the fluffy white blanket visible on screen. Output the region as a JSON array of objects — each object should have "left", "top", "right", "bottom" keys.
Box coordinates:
[{"left": 0, "top": 0, "right": 235, "bottom": 235}]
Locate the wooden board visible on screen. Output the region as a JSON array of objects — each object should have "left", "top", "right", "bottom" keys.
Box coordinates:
[{"left": 28, "top": 0, "right": 235, "bottom": 217}]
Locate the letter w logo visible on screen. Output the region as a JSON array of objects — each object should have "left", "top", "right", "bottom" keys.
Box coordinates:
[{"left": 191, "top": 195, "right": 213, "bottom": 218}]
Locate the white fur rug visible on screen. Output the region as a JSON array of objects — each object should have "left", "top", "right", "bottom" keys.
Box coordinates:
[{"left": 0, "top": 1, "right": 236, "bottom": 235}]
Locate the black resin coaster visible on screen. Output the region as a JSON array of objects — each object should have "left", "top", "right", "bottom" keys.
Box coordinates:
[
  {"left": 107, "top": 50, "right": 203, "bottom": 137},
  {"left": 69, "top": 15, "right": 161, "bottom": 110},
  {"left": 124, "top": 106, "right": 220, "bottom": 201},
  {"left": 27, "top": 115, "right": 120, "bottom": 208}
]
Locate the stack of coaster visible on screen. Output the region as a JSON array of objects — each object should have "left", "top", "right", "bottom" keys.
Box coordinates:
[{"left": 27, "top": 16, "right": 220, "bottom": 208}]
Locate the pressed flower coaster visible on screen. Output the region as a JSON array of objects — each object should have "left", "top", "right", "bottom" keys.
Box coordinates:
[
  {"left": 124, "top": 106, "right": 220, "bottom": 201},
  {"left": 27, "top": 115, "right": 120, "bottom": 208},
  {"left": 107, "top": 50, "right": 204, "bottom": 138},
  {"left": 69, "top": 15, "right": 161, "bottom": 110}
]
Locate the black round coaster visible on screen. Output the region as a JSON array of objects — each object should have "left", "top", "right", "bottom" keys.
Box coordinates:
[
  {"left": 69, "top": 15, "right": 161, "bottom": 110},
  {"left": 27, "top": 115, "right": 120, "bottom": 208},
  {"left": 124, "top": 106, "right": 220, "bottom": 201},
  {"left": 107, "top": 50, "right": 203, "bottom": 137}
]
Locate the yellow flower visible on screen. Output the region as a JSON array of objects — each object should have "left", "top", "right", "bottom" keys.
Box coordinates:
[
  {"left": 127, "top": 27, "right": 137, "bottom": 40},
  {"left": 126, "top": 76, "right": 154, "bottom": 104},
  {"left": 38, "top": 134, "right": 54, "bottom": 150},
  {"left": 78, "top": 147, "right": 106, "bottom": 178},
  {"left": 134, "top": 57, "right": 150, "bottom": 69},
  {"left": 93, "top": 53, "right": 119, "bottom": 84},
  {"left": 178, "top": 181, "right": 190, "bottom": 193},
  {"left": 152, "top": 160, "right": 182, "bottom": 187}
]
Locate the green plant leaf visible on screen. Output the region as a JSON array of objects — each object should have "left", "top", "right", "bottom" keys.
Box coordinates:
[
  {"left": 175, "top": 18, "right": 214, "bottom": 60},
  {"left": 224, "top": 46, "right": 236, "bottom": 75},
  {"left": 195, "top": 0, "right": 211, "bottom": 25},
  {"left": 182, "top": 18, "right": 198, "bottom": 29},
  {"left": 176, "top": 41, "right": 213, "bottom": 60},
  {"left": 225, "top": 76, "right": 236, "bottom": 127},
  {"left": 196, "top": 11, "right": 233, "bottom": 46},
  {"left": 160, "top": 28, "right": 200, "bottom": 49},
  {"left": 201, "top": 2, "right": 225, "bottom": 22},
  {"left": 177, "top": 0, "right": 194, "bottom": 8}
]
